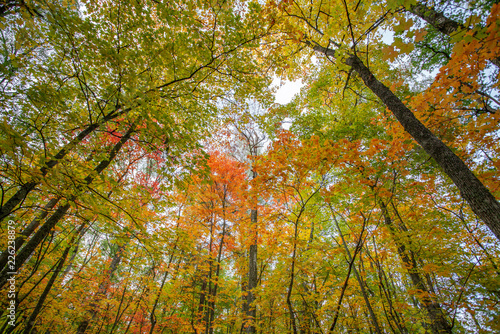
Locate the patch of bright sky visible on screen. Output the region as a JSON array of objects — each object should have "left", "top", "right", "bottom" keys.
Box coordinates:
[
  {"left": 271, "top": 77, "right": 305, "bottom": 130},
  {"left": 271, "top": 77, "right": 305, "bottom": 105}
]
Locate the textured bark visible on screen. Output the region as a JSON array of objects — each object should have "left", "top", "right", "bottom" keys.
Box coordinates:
[
  {"left": 407, "top": 3, "right": 464, "bottom": 35},
  {"left": 0, "top": 107, "right": 130, "bottom": 223},
  {"left": 379, "top": 201, "right": 452, "bottom": 334},
  {"left": 406, "top": 2, "right": 500, "bottom": 68},
  {"left": 319, "top": 51, "right": 500, "bottom": 240},
  {"left": 0, "top": 121, "right": 137, "bottom": 289},
  {"left": 245, "top": 209, "right": 258, "bottom": 334}
]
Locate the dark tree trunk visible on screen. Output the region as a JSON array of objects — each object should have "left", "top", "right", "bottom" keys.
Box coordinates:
[
  {"left": 328, "top": 220, "right": 366, "bottom": 334},
  {"left": 76, "top": 242, "right": 127, "bottom": 334},
  {"left": 332, "top": 214, "right": 382, "bottom": 334},
  {"left": 311, "top": 44, "right": 500, "bottom": 240},
  {"left": 406, "top": 2, "right": 500, "bottom": 68},
  {"left": 0, "top": 107, "right": 130, "bottom": 223},
  {"left": 0, "top": 198, "right": 59, "bottom": 271},
  {"left": 23, "top": 223, "right": 85, "bottom": 334},
  {"left": 149, "top": 243, "right": 178, "bottom": 334},
  {"left": 245, "top": 208, "right": 258, "bottom": 334},
  {"left": 0, "top": 121, "right": 137, "bottom": 289},
  {"left": 407, "top": 3, "right": 464, "bottom": 35},
  {"left": 342, "top": 51, "right": 500, "bottom": 239},
  {"left": 379, "top": 200, "right": 452, "bottom": 334}
]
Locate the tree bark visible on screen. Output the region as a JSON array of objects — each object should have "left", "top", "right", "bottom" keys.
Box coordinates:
[
  {"left": 310, "top": 44, "right": 500, "bottom": 240},
  {"left": 406, "top": 2, "right": 500, "bottom": 68},
  {"left": 407, "top": 3, "right": 464, "bottom": 35},
  {"left": 328, "top": 218, "right": 366, "bottom": 334},
  {"left": 76, "top": 242, "right": 127, "bottom": 334},
  {"left": 345, "top": 53, "right": 500, "bottom": 240},
  {"left": 207, "top": 216, "right": 227, "bottom": 334},
  {"left": 245, "top": 208, "right": 258, "bottom": 334},
  {"left": 332, "top": 214, "right": 382, "bottom": 334},
  {"left": 149, "top": 240, "right": 178, "bottom": 334}
]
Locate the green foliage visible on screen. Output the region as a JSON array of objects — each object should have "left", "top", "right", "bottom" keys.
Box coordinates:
[{"left": 0, "top": 0, "right": 499, "bottom": 333}]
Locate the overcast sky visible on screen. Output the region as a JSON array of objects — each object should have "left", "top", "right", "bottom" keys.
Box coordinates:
[{"left": 272, "top": 78, "right": 304, "bottom": 105}]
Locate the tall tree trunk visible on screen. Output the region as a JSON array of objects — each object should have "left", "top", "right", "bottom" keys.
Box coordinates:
[
  {"left": 287, "top": 211, "right": 302, "bottom": 334},
  {"left": 328, "top": 217, "right": 367, "bottom": 334},
  {"left": 407, "top": 3, "right": 464, "bottom": 35},
  {"left": 232, "top": 119, "right": 264, "bottom": 334},
  {"left": 149, "top": 245, "right": 177, "bottom": 334},
  {"left": 23, "top": 223, "right": 86, "bottom": 334},
  {"left": 367, "top": 236, "right": 409, "bottom": 334},
  {"left": 332, "top": 214, "right": 382, "bottom": 334},
  {"left": 406, "top": 2, "right": 500, "bottom": 67},
  {"left": 208, "top": 216, "right": 227, "bottom": 334},
  {"left": 0, "top": 197, "right": 59, "bottom": 271},
  {"left": 76, "top": 242, "right": 127, "bottom": 334},
  {"left": 379, "top": 200, "right": 452, "bottom": 334},
  {"left": 0, "top": 107, "right": 130, "bottom": 223},
  {"left": 245, "top": 208, "right": 258, "bottom": 334},
  {"left": 311, "top": 44, "right": 500, "bottom": 239},
  {"left": 198, "top": 273, "right": 208, "bottom": 333},
  {"left": 0, "top": 120, "right": 137, "bottom": 289},
  {"left": 346, "top": 51, "right": 500, "bottom": 239},
  {"left": 204, "top": 216, "right": 215, "bottom": 334}
]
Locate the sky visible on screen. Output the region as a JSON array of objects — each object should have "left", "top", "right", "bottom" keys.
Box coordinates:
[{"left": 272, "top": 77, "right": 305, "bottom": 105}]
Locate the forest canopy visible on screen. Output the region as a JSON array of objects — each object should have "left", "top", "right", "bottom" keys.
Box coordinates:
[{"left": 0, "top": 0, "right": 499, "bottom": 333}]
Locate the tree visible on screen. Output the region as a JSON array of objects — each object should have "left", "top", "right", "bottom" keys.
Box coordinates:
[
  {"left": 265, "top": 0, "right": 500, "bottom": 240},
  {"left": 1, "top": 0, "right": 499, "bottom": 332}
]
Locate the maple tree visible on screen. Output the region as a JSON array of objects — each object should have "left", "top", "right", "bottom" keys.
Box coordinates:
[{"left": 0, "top": 0, "right": 499, "bottom": 333}]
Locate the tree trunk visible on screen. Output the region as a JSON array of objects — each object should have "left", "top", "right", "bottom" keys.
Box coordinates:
[
  {"left": 379, "top": 200, "right": 452, "bottom": 334},
  {"left": 0, "top": 197, "right": 59, "bottom": 271},
  {"left": 76, "top": 242, "right": 127, "bottom": 334},
  {"left": 407, "top": 3, "right": 464, "bottom": 35},
  {"left": 23, "top": 223, "right": 85, "bottom": 334},
  {"left": 0, "top": 107, "right": 130, "bottom": 223},
  {"left": 149, "top": 243, "right": 178, "bottom": 334},
  {"left": 311, "top": 44, "right": 500, "bottom": 239},
  {"left": 332, "top": 214, "right": 382, "bottom": 334},
  {"left": 342, "top": 52, "right": 500, "bottom": 240},
  {"left": 328, "top": 222, "right": 366, "bottom": 334},
  {"left": 367, "top": 236, "right": 409, "bottom": 334},
  {"left": 208, "top": 217, "right": 227, "bottom": 334},
  {"left": 406, "top": 2, "right": 500, "bottom": 68},
  {"left": 0, "top": 121, "right": 137, "bottom": 289},
  {"left": 245, "top": 208, "right": 258, "bottom": 334}
]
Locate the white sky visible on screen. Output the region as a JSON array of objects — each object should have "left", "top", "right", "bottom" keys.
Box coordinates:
[{"left": 272, "top": 77, "right": 305, "bottom": 105}]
